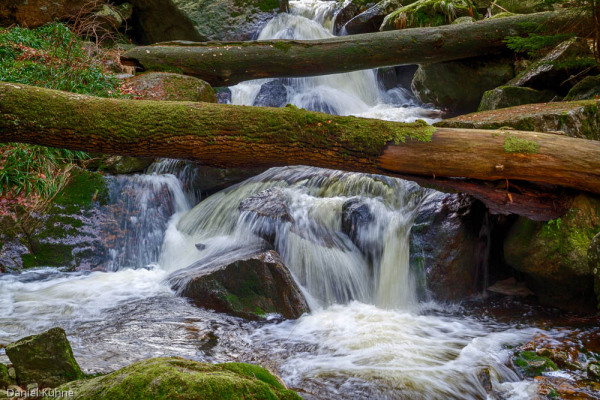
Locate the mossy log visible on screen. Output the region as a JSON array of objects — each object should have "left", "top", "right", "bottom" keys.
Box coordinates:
[
  {"left": 121, "top": 11, "right": 590, "bottom": 86},
  {"left": 1, "top": 82, "right": 599, "bottom": 219}
]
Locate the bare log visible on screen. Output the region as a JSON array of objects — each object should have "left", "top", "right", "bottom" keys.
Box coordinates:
[
  {"left": 121, "top": 11, "right": 591, "bottom": 86},
  {"left": 1, "top": 82, "right": 599, "bottom": 219}
]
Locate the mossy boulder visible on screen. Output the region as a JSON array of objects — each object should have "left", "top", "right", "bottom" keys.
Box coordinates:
[
  {"left": 504, "top": 194, "right": 600, "bottom": 309},
  {"left": 473, "top": 0, "right": 554, "bottom": 14},
  {"left": 478, "top": 86, "right": 556, "bottom": 111},
  {"left": 589, "top": 233, "right": 600, "bottom": 308},
  {"left": 411, "top": 56, "right": 514, "bottom": 115},
  {"left": 169, "top": 249, "right": 309, "bottom": 320},
  {"left": 513, "top": 351, "right": 558, "bottom": 377},
  {"left": 380, "top": 0, "right": 477, "bottom": 31},
  {"left": 123, "top": 72, "right": 216, "bottom": 103},
  {"left": 58, "top": 357, "right": 300, "bottom": 400},
  {"left": 564, "top": 75, "right": 600, "bottom": 101},
  {"left": 5, "top": 327, "right": 83, "bottom": 388},
  {"left": 0, "top": 364, "right": 12, "bottom": 389},
  {"left": 436, "top": 99, "right": 600, "bottom": 140}
]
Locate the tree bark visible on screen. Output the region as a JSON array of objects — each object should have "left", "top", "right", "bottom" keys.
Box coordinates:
[
  {"left": 1, "top": 82, "right": 599, "bottom": 219},
  {"left": 120, "top": 11, "right": 590, "bottom": 86}
]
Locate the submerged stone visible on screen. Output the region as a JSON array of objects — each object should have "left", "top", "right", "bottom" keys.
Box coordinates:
[
  {"left": 5, "top": 327, "right": 83, "bottom": 388},
  {"left": 57, "top": 357, "right": 301, "bottom": 400},
  {"left": 168, "top": 249, "right": 309, "bottom": 320}
]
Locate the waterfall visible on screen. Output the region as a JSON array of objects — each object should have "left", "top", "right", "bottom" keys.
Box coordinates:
[
  {"left": 164, "top": 166, "right": 427, "bottom": 309},
  {"left": 229, "top": 0, "right": 441, "bottom": 123}
]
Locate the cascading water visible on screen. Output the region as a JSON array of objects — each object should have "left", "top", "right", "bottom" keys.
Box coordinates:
[
  {"left": 230, "top": 0, "right": 441, "bottom": 123},
  {"left": 0, "top": 2, "right": 569, "bottom": 398}
]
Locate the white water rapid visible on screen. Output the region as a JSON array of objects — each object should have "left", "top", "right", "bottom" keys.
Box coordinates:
[{"left": 0, "top": 2, "right": 555, "bottom": 399}]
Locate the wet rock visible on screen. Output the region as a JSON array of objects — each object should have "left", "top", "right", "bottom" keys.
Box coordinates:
[
  {"left": 508, "top": 37, "right": 595, "bottom": 95},
  {"left": 486, "top": 277, "right": 534, "bottom": 297},
  {"left": 253, "top": 80, "right": 288, "bottom": 108},
  {"left": 436, "top": 99, "right": 600, "bottom": 140},
  {"left": 0, "top": 0, "right": 87, "bottom": 28},
  {"left": 504, "top": 194, "right": 600, "bottom": 310},
  {"left": 380, "top": 0, "right": 477, "bottom": 31},
  {"left": 478, "top": 86, "right": 556, "bottom": 111},
  {"left": 341, "top": 197, "right": 375, "bottom": 253},
  {"left": 195, "top": 243, "right": 207, "bottom": 251},
  {"left": 411, "top": 56, "right": 514, "bottom": 115},
  {"left": 191, "top": 166, "right": 269, "bottom": 196},
  {"left": 0, "top": 364, "right": 12, "bottom": 388},
  {"left": 513, "top": 351, "right": 558, "bottom": 377},
  {"left": 410, "top": 192, "right": 484, "bottom": 301},
  {"left": 536, "top": 376, "right": 600, "bottom": 399},
  {"left": 57, "top": 357, "right": 301, "bottom": 399},
  {"left": 565, "top": 75, "right": 600, "bottom": 101},
  {"left": 343, "top": 0, "right": 402, "bottom": 34},
  {"left": 169, "top": 249, "right": 309, "bottom": 320},
  {"left": 376, "top": 65, "right": 418, "bottom": 91},
  {"left": 334, "top": 1, "right": 373, "bottom": 35},
  {"left": 239, "top": 188, "right": 294, "bottom": 244},
  {"left": 5, "top": 327, "right": 83, "bottom": 388},
  {"left": 122, "top": 72, "right": 216, "bottom": 103}
]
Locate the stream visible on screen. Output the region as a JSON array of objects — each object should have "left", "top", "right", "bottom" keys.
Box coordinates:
[{"left": 0, "top": 1, "right": 592, "bottom": 399}]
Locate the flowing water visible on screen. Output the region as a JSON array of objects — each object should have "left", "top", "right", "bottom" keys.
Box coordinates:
[{"left": 0, "top": 1, "right": 574, "bottom": 399}]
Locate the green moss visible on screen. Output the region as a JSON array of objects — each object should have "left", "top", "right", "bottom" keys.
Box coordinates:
[
  {"left": 58, "top": 357, "right": 301, "bottom": 400},
  {"left": 513, "top": 351, "right": 558, "bottom": 377},
  {"left": 21, "top": 244, "right": 73, "bottom": 269},
  {"left": 382, "top": 0, "right": 478, "bottom": 30},
  {"left": 52, "top": 169, "right": 108, "bottom": 209},
  {"left": 503, "top": 132, "right": 539, "bottom": 154},
  {"left": 273, "top": 42, "right": 293, "bottom": 53}
]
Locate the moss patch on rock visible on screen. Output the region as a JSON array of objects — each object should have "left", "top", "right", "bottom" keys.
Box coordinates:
[
  {"left": 123, "top": 72, "right": 216, "bottom": 103},
  {"left": 513, "top": 351, "right": 558, "bottom": 377},
  {"left": 381, "top": 0, "right": 478, "bottom": 31},
  {"left": 5, "top": 327, "right": 83, "bottom": 388},
  {"left": 504, "top": 194, "right": 600, "bottom": 309},
  {"left": 58, "top": 357, "right": 301, "bottom": 400}
]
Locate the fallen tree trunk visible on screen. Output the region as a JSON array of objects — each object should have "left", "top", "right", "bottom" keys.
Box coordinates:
[
  {"left": 1, "top": 83, "right": 599, "bottom": 219},
  {"left": 121, "top": 11, "right": 590, "bottom": 86}
]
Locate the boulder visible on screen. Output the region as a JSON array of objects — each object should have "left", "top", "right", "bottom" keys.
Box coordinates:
[
  {"left": 57, "top": 357, "right": 301, "bottom": 400},
  {"left": 380, "top": 0, "right": 477, "bottom": 31},
  {"left": 0, "top": 0, "right": 86, "bottom": 28},
  {"left": 504, "top": 194, "right": 600, "bottom": 309},
  {"left": 564, "top": 75, "right": 600, "bottom": 101},
  {"left": 170, "top": 0, "right": 281, "bottom": 41},
  {"left": 436, "top": 99, "right": 600, "bottom": 140},
  {"left": 410, "top": 192, "right": 485, "bottom": 301},
  {"left": 253, "top": 80, "right": 288, "bottom": 108},
  {"left": 508, "top": 37, "right": 595, "bottom": 95},
  {"left": 478, "top": 85, "right": 556, "bottom": 111},
  {"left": 239, "top": 188, "right": 294, "bottom": 244},
  {"left": 376, "top": 65, "right": 419, "bottom": 91},
  {"left": 411, "top": 56, "right": 514, "bottom": 114},
  {"left": 341, "top": 197, "right": 375, "bottom": 253},
  {"left": 122, "top": 72, "right": 216, "bottom": 103},
  {"left": 589, "top": 233, "right": 600, "bottom": 308},
  {"left": 168, "top": 249, "right": 309, "bottom": 320},
  {"left": 343, "top": 0, "right": 403, "bottom": 34},
  {"left": 5, "top": 327, "right": 83, "bottom": 388}
]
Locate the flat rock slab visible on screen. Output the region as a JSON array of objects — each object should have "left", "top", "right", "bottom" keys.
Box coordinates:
[{"left": 435, "top": 100, "right": 600, "bottom": 140}]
